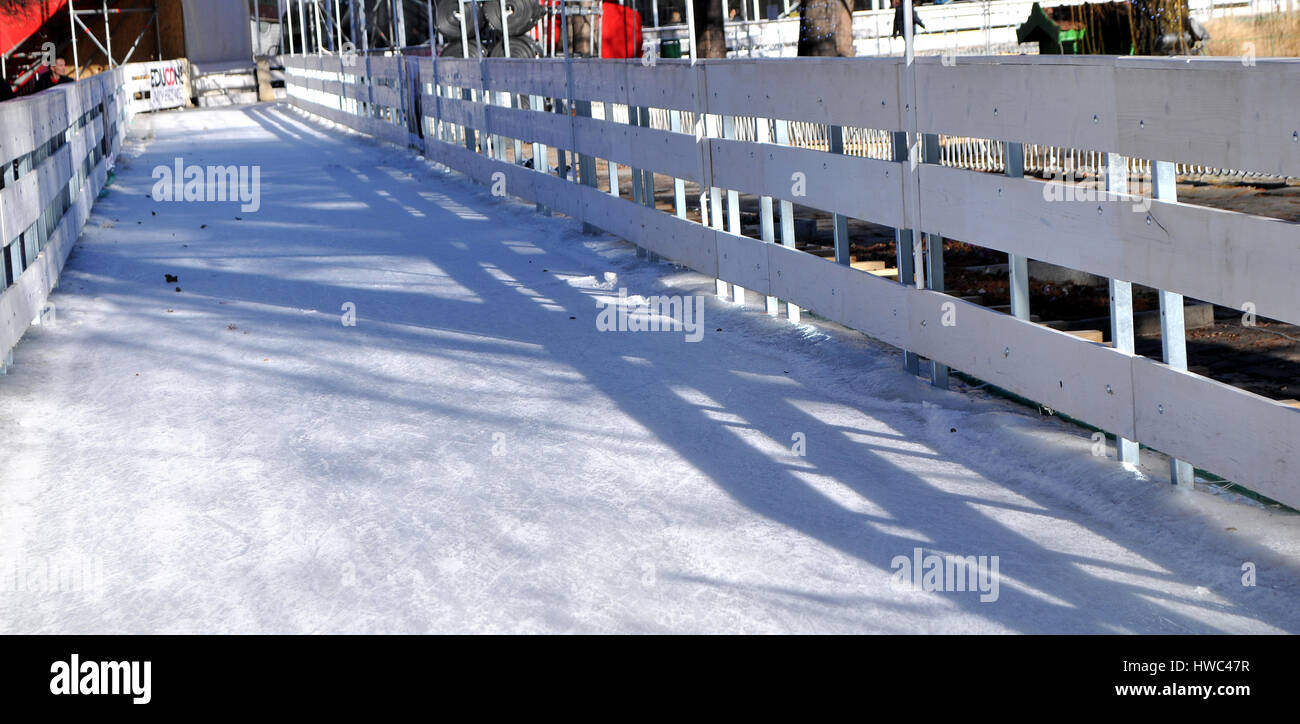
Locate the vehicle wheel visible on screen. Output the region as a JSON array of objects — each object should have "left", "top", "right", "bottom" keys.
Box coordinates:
[
  {"left": 483, "top": 0, "right": 540, "bottom": 36},
  {"left": 488, "top": 34, "right": 539, "bottom": 58}
]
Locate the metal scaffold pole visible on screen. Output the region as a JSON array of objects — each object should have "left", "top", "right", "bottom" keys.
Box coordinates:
[{"left": 69, "top": 1, "right": 80, "bottom": 77}]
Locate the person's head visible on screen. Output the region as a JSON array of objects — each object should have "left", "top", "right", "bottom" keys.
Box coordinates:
[
  {"left": 729, "top": 6, "right": 737, "bottom": 17},
  {"left": 53, "top": 58, "right": 67, "bottom": 76}
]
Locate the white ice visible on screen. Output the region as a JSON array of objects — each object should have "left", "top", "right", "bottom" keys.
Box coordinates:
[{"left": 1, "top": 103, "right": 1298, "bottom": 633}]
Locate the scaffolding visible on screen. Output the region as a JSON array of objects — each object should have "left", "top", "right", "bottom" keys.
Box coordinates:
[{"left": 65, "top": 0, "right": 165, "bottom": 77}]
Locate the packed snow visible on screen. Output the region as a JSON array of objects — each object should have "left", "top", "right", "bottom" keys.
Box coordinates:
[{"left": 1, "top": 103, "right": 1298, "bottom": 633}]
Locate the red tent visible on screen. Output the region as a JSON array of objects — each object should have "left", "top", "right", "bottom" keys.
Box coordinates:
[{"left": 0, "top": 0, "right": 67, "bottom": 56}]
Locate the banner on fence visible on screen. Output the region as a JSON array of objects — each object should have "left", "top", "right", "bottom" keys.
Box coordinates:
[{"left": 147, "top": 60, "right": 186, "bottom": 111}]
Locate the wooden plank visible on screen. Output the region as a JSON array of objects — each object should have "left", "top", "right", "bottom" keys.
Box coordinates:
[
  {"left": 424, "top": 136, "right": 583, "bottom": 218},
  {"left": 1115, "top": 58, "right": 1300, "bottom": 178},
  {"left": 766, "top": 244, "right": 912, "bottom": 350},
  {"left": 289, "top": 94, "right": 406, "bottom": 146},
  {"left": 320, "top": 78, "right": 345, "bottom": 97},
  {"left": 919, "top": 164, "right": 1300, "bottom": 328},
  {"left": 703, "top": 58, "right": 903, "bottom": 129},
  {"left": 478, "top": 59, "right": 568, "bottom": 98},
  {"left": 1132, "top": 357, "right": 1300, "bottom": 510},
  {"left": 572, "top": 116, "right": 700, "bottom": 183},
  {"left": 622, "top": 60, "right": 700, "bottom": 111},
  {"left": 839, "top": 269, "right": 913, "bottom": 350},
  {"left": 916, "top": 57, "right": 1118, "bottom": 154},
  {"left": 568, "top": 60, "right": 630, "bottom": 106},
  {"left": 339, "top": 81, "right": 372, "bottom": 103},
  {"left": 717, "top": 231, "right": 770, "bottom": 294},
  {"left": 579, "top": 188, "right": 719, "bottom": 277},
  {"left": 1, "top": 114, "right": 109, "bottom": 362},
  {"left": 435, "top": 57, "right": 484, "bottom": 90},
  {"left": 437, "top": 94, "right": 486, "bottom": 132},
  {"left": 481, "top": 103, "right": 570, "bottom": 149},
  {"left": 908, "top": 290, "right": 1138, "bottom": 438},
  {"left": 709, "top": 138, "right": 905, "bottom": 227},
  {"left": 767, "top": 244, "right": 846, "bottom": 326},
  {"left": 0, "top": 93, "right": 63, "bottom": 164},
  {"left": 367, "top": 56, "right": 400, "bottom": 81},
  {"left": 1, "top": 143, "right": 74, "bottom": 243},
  {"left": 369, "top": 84, "right": 401, "bottom": 108},
  {"left": 917, "top": 56, "right": 1300, "bottom": 177}
]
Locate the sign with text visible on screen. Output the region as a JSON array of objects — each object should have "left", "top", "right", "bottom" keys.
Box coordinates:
[{"left": 147, "top": 60, "right": 185, "bottom": 110}]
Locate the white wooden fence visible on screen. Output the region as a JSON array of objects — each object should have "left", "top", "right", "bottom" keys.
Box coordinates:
[
  {"left": 282, "top": 52, "right": 1300, "bottom": 511},
  {"left": 0, "top": 66, "right": 136, "bottom": 373}
]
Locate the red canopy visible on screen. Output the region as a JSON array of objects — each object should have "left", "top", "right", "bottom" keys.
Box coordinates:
[{"left": 0, "top": 0, "right": 67, "bottom": 56}]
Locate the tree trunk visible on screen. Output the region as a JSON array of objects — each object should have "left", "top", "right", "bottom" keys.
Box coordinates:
[
  {"left": 693, "top": 0, "right": 728, "bottom": 58},
  {"left": 798, "top": 0, "right": 855, "bottom": 56}
]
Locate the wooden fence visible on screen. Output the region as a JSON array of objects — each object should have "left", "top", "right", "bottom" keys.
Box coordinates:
[
  {"left": 282, "top": 52, "right": 1300, "bottom": 511},
  {"left": 0, "top": 66, "right": 135, "bottom": 373}
]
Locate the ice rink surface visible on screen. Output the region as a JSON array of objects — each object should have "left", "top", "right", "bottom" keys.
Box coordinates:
[{"left": 1, "top": 103, "right": 1298, "bottom": 633}]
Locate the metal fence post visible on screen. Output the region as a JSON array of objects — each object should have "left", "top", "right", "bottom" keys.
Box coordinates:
[
  {"left": 756, "top": 116, "right": 778, "bottom": 316},
  {"left": 1106, "top": 152, "right": 1140, "bottom": 466},
  {"left": 829, "top": 124, "right": 850, "bottom": 266},
  {"left": 892, "top": 130, "right": 920, "bottom": 375},
  {"left": 921, "top": 132, "right": 947, "bottom": 388},
  {"left": 1153, "top": 159, "right": 1195, "bottom": 487},
  {"left": 1003, "top": 141, "right": 1030, "bottom": 320},
  {"left": 722, "top": 114, "right": 745, "bottom": 304}
]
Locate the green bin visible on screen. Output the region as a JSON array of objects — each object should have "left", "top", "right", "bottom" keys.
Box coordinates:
[{"left": 660, "top": 39, "right": 682, "bottom": 59}]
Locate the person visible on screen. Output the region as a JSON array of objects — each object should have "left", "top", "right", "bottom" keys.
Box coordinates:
[
  {"left": 891, "top": 0, "right": 926, "bottom": 38},
  {"left": 31, "top": 58, "right": 75, "bottom": 92}
]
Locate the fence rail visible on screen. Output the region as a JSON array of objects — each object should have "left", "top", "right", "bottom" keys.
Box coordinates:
[
  {"left": 0, "top": 66, "right": 136, "bottom": 373},
  {"left": 283, "top": 52, "right": 1300, "bottom": 511}
]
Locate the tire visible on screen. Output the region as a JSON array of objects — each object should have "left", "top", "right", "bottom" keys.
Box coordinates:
[
  {"left": 488, "top": 34, "right": 540, "bottom": 58},
  {"left": 483, "top": 0, "right": 540, "bottom": 36},
  {"left": 435, "top": 1, "right": 483, "bottom": 38},
  {"left": 439, "top": 40, "right": 482, "bottom": 58}
]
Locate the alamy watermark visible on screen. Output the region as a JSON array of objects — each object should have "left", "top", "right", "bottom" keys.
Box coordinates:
[
  {"left": 595, "top": 288, "right": 705, "bottom": 342},
  {"left": 0, "top": 554, "right": 105, "bottom": 594},
  {"left": 890, "top": 547, "right": 1000, "bottom": 602},
  {"left": 50, "top": 654, "right": 151, "bottom": 704},
  {"left": 152, "top": 158, "right": 261, "bottom": 212},
  {"left": 1041, "top": 167, "right": 1152, "bottom": 213}
]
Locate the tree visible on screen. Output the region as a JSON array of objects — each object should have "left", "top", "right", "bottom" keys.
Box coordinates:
[
  {"left": 798, "top": 0, "right": 854, "bottom": 57},
  {"left": 692, "top": 0, "right": 727, "bottom": 58}
]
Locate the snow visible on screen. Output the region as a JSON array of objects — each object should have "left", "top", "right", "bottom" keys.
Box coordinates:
[{"left": 1, "top": 102, "right": 1298, "bottom": 634}]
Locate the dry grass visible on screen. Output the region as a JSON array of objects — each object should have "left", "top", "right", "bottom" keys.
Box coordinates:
[{"left": 1203, "top": 10, "right": 1300, "bottom": 58}]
